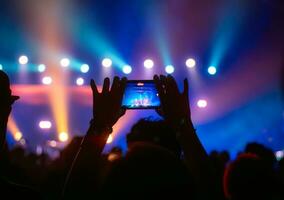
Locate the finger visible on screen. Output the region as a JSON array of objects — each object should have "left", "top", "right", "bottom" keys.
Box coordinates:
[
  {"left": 183, "top": 78, "right": 189, "bottom": 97},
  {"left": 120, "top": 77, "right": 127, "bottom": 93},
  {"left": 155, "top": 107, "right": 164, "bottom": 117},
  {"left": 154, "top": 75, "right": 165, "bottom": 98},
  {"left": 111, "top": 76, "right": 120, "bottom": 92},
  {"left": 90, "top": 79, "right": 99, "bottom": 95},
  {"left": 116, "top": 77, "right": 127, "bottom": 105},
  {"left": 183, "top": 78, "right": 191, "bottom": 109},
  {"left": 10, "top": 96, "right": 20, "bottom": 104},
  {"left": 102, "top": 77, "right": 110, "bottom": 94},
  {"left": 167, "top": 75, "right": 180, "bottom": 95},
  {"left": 119, "top": 108, "right": 126, "bottom": 117}
]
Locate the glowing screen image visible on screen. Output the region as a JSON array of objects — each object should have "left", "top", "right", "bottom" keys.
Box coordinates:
[{"left": 122, "top": 81, "right": 161, "bottom": 109}]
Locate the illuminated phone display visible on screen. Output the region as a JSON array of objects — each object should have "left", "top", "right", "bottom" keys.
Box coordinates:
[{"left": 122, "top": 80, "right": 161, "bottom": 109}]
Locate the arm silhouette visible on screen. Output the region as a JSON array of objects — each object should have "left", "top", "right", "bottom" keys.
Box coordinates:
[
  {"left": 63, "top": 77, "right": 126, "bottom": 198},
  {"left": 154, "top": 75, "right": 213, "bottom": 196}
]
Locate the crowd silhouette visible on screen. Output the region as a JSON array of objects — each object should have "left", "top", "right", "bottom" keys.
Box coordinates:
[{"left": 0, "top": 70, "right": 284, "bottom": 199}]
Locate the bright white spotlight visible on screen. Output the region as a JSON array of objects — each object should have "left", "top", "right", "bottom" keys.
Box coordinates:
[
  {"left": 0, "top": 64, "right": 3, "bottom": 70},
  {"left": 165, "top": 65, "right": 175, "bottom": 74},
  {"left": 42, "top": 76, "right": 52, "bottom": 85},
  {"left": 80, "top": 64, "right": 89, "bottom": 73},
  {"left": 208, "top": 66, "right": 217, "bottom": 75},
  {"left": 58, "top": 132, "right": 69, "bottom": 142},
  {"left": 39, "top": 120, "right": 52, "bottom": 129},
  {"left": 102, "top": 58, "right": 112, "bottom": 68},
  {"left": 38, "top": 64, "right": 46, "bottom": 73},
  {"left": 143, "top": 59, "right": 154, "bottom": 69},
  {"left": 76, "top": 77, "right": 84, "bottom": 86},
  {"left": 197, "top": 99, "right": 207, "bottom": 108},
  {"left": 122, "top": 65, "right": 132, "bottom": 74},
  {"left": 19, "top": 55, "right": 28, "bottom": 65},
  {"left": 15, "top": 132, "right": 23, "bottom": 141},
  {"left": 60, "top": 58, "right": 70, "bottom": 67},
  {"left": 186, "top": 58, "right": 196, "bottom": 68},
  {"left": 107, "top": 135, "right": 113, "bottom": 144}
]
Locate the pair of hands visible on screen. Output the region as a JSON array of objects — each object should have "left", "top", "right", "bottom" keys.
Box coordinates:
[{"left": 90, "top": 75, "right": 192, "bottom": 135}]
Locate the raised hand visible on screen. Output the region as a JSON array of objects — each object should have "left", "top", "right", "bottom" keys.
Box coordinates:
[
  {"left": 154, "top": 75, "right": 192, "bottom": 130},
  {"left": 90, "top": 76, "right": 127, "bottom": 134}
]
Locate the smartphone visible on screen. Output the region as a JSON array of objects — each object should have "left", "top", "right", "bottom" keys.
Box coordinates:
[{"left": 122, "top": 80, "right": 161, "bottom": 109}]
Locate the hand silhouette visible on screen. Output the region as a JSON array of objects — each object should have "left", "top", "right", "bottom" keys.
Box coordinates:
[
  {"left": 0, "top": 71, "right": 19, "bottom": 120},
  {"left": 154, "top": 75, "right": 191, "bottom": 129},
  {"left": 0, "top": 71, "right": 19, "bottom": 149},
  {"left": 90, "top": 76, "right": 127, "bottom": 134}
]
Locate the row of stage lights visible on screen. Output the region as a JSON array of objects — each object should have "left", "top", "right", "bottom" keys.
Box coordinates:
[
  {"left": 3, "top": 55, "right": 211, "bottom": 109},
  {"left": 3, "top": 55, "right": 211, "bottom": 144},
  {"left": 11, "top": 55, "right": 218, "bottom": 75},
  {"left": 12, "top": 55, "right": 217, "bottom": 86}
]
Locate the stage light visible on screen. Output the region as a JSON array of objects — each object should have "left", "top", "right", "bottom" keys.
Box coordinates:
[
  {"left": 60, "top": 58, "right": 70, "bottom": 67},
  {"left": 186, "top": 58, "right": 196, "bottom": 68},
  {"left": 107, "top": 135, "right": 113, "bottom": 144},
  {"left": 42, "top": 76, "right": 52, "bottom": 85},
  {"left": 122, "top": 65, "right": 132, "bottom": 74},
  {"left": 143, "top": 59, "right": 154, "bottom": 69},
  {"left": 80, "top": 64, "right": 89, "bottom": 73},
  {"left": 58, "top": 132, "right": 69, "bottom": 142},
  {"left": 48, "top": 140, "right": 57, "bottom": 148},
  {"left": 76, "top": 77, "right": 84, "bottom": 86},
  {"left": 197, "top": 99, "right": 207, "bottom": 108},
  {"left": 38, "top": 64, "right": 46, "bottom": 73},
  {"left": 165, "top": 65, "right": 175, "bottom": 74},
  {"left": 0, "top": 64, "right": 3, "bottom": 70},
  {"left": 39, "top": 120, "right": 52, "bottom": 129},
  {"left": 208, "top": 66, "right": 217, "bottom": 75},
  {"left": 19, "top": 55, "right": 28, "bottom": 65},
  {"left": 14, "top": 131, "right": 23, "bottom": 141},
  {"left": 102, "top": 58, "right": 112, "bottom": 68}
]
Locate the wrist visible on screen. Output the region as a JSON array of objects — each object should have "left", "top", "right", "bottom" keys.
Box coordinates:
[
  {"left": 174, "top": 118, "right": 196, "bottom": 139},
  {"left": 89, "top": 119, "right": 113, "bottom": 135}
]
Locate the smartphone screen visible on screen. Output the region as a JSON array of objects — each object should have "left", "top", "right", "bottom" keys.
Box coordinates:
[{"left": 122, "top": 80, "right": 161, "bottom": 109}]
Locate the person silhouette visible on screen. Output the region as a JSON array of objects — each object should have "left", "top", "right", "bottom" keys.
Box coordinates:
[{"left": 0, "top": 70, "right": 42, "bottom": 199}]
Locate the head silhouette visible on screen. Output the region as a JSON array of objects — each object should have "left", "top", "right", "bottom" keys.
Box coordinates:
[
  {"left": 223, "top": 153, "right": 278, "bottom": 200},
  {"left": 126, "top": 118, "right": 181, "bottom": 157}
]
